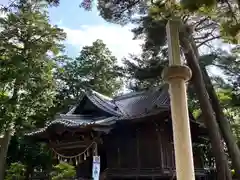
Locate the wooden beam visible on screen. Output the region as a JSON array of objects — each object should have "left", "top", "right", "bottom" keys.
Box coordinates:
[
  {"left": 54, "top": 144, "right": 87, "bottom": 150},
  {"left": 50, "top": 140, "right": 87, "bottom": 150}
]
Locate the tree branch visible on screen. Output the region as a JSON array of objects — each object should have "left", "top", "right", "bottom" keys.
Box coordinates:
[{"left": 197, "top": 36, "right": 221, "bottom": 48}]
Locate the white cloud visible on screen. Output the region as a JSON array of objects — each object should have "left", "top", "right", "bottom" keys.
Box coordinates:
[
  {"left": 0, "top": 13, "right": 5, "bottom": 18},
  {"left": 62, "top": 24, "right": 143, "bottom": 63},
  {"left": 0, "top": 11, "right": 7, "bottom": 18}
]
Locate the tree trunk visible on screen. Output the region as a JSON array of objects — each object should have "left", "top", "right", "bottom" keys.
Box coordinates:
[
  {"left": 0, "top": 81, "right": 19, "bottom": 180},
  {"left": 186, "top": 29, "right": 239, "bottom": 178},
  {"left": 0, "top": 129, "right": 12, "bottom": 180},
  {"left": 179, "top": 32, "right": 232, "bottom": 180},
  {"left": 202, "top": 67, "right": 240, "bottom": 179}
]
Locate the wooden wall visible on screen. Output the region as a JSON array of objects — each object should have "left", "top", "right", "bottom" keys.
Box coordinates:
[{"left": 103, "top": 116, "right": 203, "bottom": 171}]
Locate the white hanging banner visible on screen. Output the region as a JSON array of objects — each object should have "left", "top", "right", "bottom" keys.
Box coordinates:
[{"left": 92, "top": 156, "right": 100, "bottom": 180}]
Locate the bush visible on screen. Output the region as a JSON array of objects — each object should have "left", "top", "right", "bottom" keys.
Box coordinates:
[
  {"left": 51, "top": 162, "right": 76, "bottom": 180},
  {"left": 5, "top": 162, "right": 26, "bottom": 180}
]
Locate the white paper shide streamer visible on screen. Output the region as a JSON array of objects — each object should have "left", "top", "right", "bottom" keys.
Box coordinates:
[{"left": 52, "top": 141, "right": 98, "bottom": 165}]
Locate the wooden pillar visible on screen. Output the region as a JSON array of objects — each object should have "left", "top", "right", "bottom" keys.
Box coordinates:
[
  {"left": 117, "top": 147, "right": 121, "bottom": 167},
  {"left": 162, "top": 20, "right": 195, "bottom": 180},
  {"left": 156, "top": 127, "right": 164, "bottom": 169},
  {"left": 136, "top": 129, "right": 140, "bottom": 169}
]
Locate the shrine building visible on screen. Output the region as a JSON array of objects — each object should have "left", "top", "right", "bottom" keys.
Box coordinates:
[{"left": 26, "top": 85, "right": 209, "bottom": 180}]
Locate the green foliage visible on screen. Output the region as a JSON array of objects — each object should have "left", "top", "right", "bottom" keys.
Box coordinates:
[
  {"left": 180, "top": 0, "right": 217, "bottom": 11},
  {"left": 220, "top": 22, "right": 240, "bottom": 44},
  {"left": 132, "top": 15, "right": 167, "bottom": 53},
  {"left": 0, "top": 0, "right": 65, "bottom": 177},
  {"left": 87, "top": 0, "right": 240, "bottom": 44},
  {"left": 51, "top": 162, "right": 76, "bottom": 180},
  {"left": 5, "top": 162, "right": 26, "bottom": 180},
  {"left": 96, "top": 0, "right": 148, "bottom": 25},
  {"left": 7, "top": 136, "right": 53, "bottom": 173},
  {"left": 123, "top": 49, "right": 168, "bottom": 91},
  {"left": 56, "top": 39, "right": 123, "bottom": 103},
  {"left": 0, "top": 0, "right": 66, "bottom": 131}
]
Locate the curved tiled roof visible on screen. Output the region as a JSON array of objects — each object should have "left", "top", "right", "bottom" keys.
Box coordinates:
[
  {"left": 114, "top": 87, "right": 170, "bottom": 117},
  {"left": 85, "top": 90, "right": 122, "bottom": 116},
  {"left": 68, "top": 86, "right": 170, "bottom": 118},
  {"left": 25, "top": 116, "right": 117, "bottom": 136},
  {"left": 26, "top": 86, "right": 171, "bottom": 136}
]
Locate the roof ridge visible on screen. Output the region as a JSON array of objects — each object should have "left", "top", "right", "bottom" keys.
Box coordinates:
[
  {"left": 113, "top": 90, "right": 145, "bottom": 101},
  {"left": 113, "top": 84, "right": 168, "bottom": 101},
  {"left": 90, "top": 89, "right": 113, "bottom": 101}
]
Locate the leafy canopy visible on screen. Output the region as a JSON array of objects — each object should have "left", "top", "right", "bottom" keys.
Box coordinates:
[
  {"left": 56, "top": 39, "right": 123, "bottom": 102},
  {"left": 0, "top": 0, "right": 66, "bottom": 132}
]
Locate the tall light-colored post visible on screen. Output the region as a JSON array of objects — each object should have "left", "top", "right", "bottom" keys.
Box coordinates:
[{"left": 162, "top": 20, "right": 195, "bottom": 180}]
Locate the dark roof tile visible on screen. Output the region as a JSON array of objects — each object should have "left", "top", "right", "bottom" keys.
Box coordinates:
[{"left": 26, "top": 85, "right": 170, "bottom": 136}]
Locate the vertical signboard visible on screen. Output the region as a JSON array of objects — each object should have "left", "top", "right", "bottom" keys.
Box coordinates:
[{"left": 92, "top": 156, "right": 100, "bottom": 180}]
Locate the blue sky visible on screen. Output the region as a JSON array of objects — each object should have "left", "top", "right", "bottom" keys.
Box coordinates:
[
  {"left": 0, "top": 0, "right": 142, "bottom": 61},
  {"left": 46, "top": 0, "right": 232, "bottom": 77},
  {"left": 0, "top": 0, "right": 231, "bottom": 76},
  {"left": 47, "top": 0, "right": 142, "bottom": 60}
]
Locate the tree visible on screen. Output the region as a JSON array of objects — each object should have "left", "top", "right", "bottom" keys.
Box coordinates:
[
  {"left": 56, "top": 39, "right": 123, "bottom": 107},
  {"left": 123, "top": 46, "right": 168, "bottom": 91},
  {"left": 0, "top": 0, "right": 66, "bottom": 177},
  {"left": 180, "top": 28, "right": 239, "bottom": 179}
]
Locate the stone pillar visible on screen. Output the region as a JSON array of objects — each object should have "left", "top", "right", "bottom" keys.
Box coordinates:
[{"left": 162, "top": 20, "right": 195, "bottom": 180}]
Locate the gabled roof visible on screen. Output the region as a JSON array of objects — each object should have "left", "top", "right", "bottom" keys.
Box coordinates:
[
  {"left": 67, "top": 85, "right": 170, "bottom": 118},
  {"left": 114, "top": 87, "right": 170, "bottom": 118},
  {"left": 84, "top": 90, "right": 122, "bottom": 116},
  {"left": 26, "top": 85, "right": 171, "bottom": 136}
]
